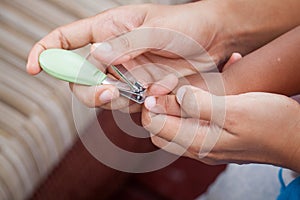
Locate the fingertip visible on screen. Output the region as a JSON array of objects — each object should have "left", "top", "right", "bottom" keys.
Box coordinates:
[
  {"left": 145, "top": 96, "right": 167, "bottom": 114},
  {"left": 26, "top": 64, "right": 41, "bottom": 75},
  {"left": 27, "top": 43, "right": 45, "bottom": 75},
  {"left": 92, "top": 42, "right": 112, "bottom": 52},
  {"left": 148, "top": 74, "right": 178, "bottom": 96},
  {"left": 99, "top": 90, "right": 114, "bottom": 104},
  {"left": 231, "top": 52, "right": 242, "bottom": 60},
  {"left": 91, "top": 43, "right": 131, "bottom": 65},
  {"left": 90, "top": 42, "right": 112, "bottom": 61},
  {"left": 222, "top": 52, "right": 243, "bottom": 71},
  {"left": 145, "top": 96, "right": 157, "bottom": 110},
  {"left": 176, "top": 86, "right": 188, "bottom": 105}
]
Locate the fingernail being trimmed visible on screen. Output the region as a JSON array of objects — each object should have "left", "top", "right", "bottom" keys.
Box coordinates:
[
  {"left": 145, "top": 96, "right": 156, "bottom": 110},
  {"left": 176, "top": 86, "right": 187, "bottom": 104}
]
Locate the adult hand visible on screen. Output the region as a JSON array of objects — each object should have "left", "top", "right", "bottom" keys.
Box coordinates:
[
  {"left": 142, "top": 87, "right": 300, "bottom": 172},
  {"left": 27, "top": 1, "right": 226, "bottom": 74},
  {"left": 27, "top": 2, "right": 224, "bottom": 111},
  {"left": 27, "top": 0, "right": 300, "bottom": 109}
]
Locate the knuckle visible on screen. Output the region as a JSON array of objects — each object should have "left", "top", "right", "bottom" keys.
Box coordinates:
[
  {"left": 201, "top": 159, "right": 218, "bottom": 166},
  {"left": 119, "top": 35, "right": 131, "bottom": 51},
  {"left": 53, "top": 28, "right": 71, "bottom": 49},
  {"left": 141, "top": 111, "right": 151, "bottom": 128},
  {"left": 187, "top": 145, "right": 201, "bottom": 156},
  {"left": 224, "top": 113, "right": 239, "bottom": 129},
  {"left": 200, "top": 153, "right": 222, "bottom": 166},
  {"left": 163, "top": 95, "right": 173, "bottom": 113},
  {"left": 225, "top": 100, "right": 246, "bottom": 129}
]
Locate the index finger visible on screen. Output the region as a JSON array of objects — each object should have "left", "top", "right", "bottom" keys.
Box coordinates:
[
  {"left": 27, "top": 17, "right": 95, "bottom": 74},
  {"left": 26, "top": 5, "right": 149, "bottom": 75}
]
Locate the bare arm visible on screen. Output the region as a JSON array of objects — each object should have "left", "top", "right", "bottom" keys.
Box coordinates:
[
  {"left": 184, "top": 26, "right": 300, "bottom": 96},
  {"left": 223, "top": 26, "right": 300, "bottom": 96},
  {"left": 217, "top": 0, "right": 300, "bottom": 61}
]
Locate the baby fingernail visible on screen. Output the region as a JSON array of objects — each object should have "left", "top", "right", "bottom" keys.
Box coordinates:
[
  {"left": 99, "top": 90, "right": 113, "bottom": 103},
  {"left": 176, "top": 86, "right": 187, "bottom": 104},
  {"left": 145, "top": 96, "right": 156, "bottom": 110}
]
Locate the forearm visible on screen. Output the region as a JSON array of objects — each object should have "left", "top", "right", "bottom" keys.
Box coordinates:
[
  {"left": 214, "top": 0, "right": 300, "bottom": 61},
  {"left": 223, "top": 26, "right": 300, "bottom": 96}
]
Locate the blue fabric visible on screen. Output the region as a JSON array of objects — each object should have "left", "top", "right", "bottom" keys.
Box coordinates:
[{"left": 277, "top": 168, "right": 300, "bottom": 200}]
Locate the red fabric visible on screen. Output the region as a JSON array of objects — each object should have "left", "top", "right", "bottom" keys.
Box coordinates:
[{"left": 31, "top": 110, "right": 225, "bottom": 200}]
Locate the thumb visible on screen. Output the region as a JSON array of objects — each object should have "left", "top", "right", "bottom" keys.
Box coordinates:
[
  {"left": 176, "top": 86, "right": 227, "bottom": 126},
  {"left": 91, "top": 27, "right": 168, "bottom": 65}
]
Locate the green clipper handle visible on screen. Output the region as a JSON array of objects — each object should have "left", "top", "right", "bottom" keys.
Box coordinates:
[{"left": 39, "top": 49, "right": 107, "bottom": 85}]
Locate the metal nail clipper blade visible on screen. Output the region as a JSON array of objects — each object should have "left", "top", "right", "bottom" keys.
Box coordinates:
[{"left": 101, "top": 65, "right": 146, "bottom": 104}]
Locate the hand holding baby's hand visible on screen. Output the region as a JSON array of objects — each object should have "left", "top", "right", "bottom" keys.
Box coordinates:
[{"left": 142, "top": 86, "right": 300, "bottom": 171}]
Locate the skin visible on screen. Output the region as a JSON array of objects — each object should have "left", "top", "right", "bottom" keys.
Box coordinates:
[
  {"left": 141, "top": 26, "right": 300, "bottom": 172},
  {"left": 26, "top": 1, "right": 300, "bottom": 110},
  {"left": 142, "top": 87, "right": 300, "bottom": 173},
  {"left": 25, "top": 0, "right": 300, "bottom": 172},
  {"left": 27, "top": 2, "right": 222, "bottom": 110},
  {"left": 178, "top": 26, "right": 300, "bottom": 96}
]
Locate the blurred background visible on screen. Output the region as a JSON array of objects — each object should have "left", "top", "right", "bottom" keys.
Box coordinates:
[{"left": 0, "top": 0, "right": 225, "bottom": 199}]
